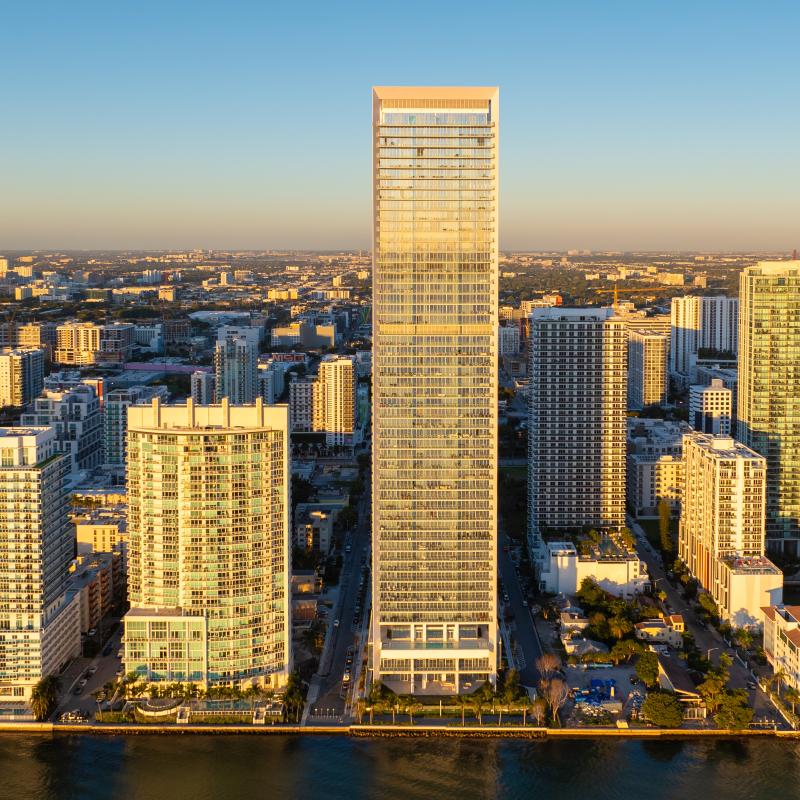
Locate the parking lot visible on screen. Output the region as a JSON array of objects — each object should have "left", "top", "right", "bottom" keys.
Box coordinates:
[{"left": 564, "top": 663, "right": 645, "bottom": 724}]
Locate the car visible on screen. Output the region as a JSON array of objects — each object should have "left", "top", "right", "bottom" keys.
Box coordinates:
[
  {"left": 87, "top": 628, "right": 97, "bottom": 637},
  {"left": 345, "top": 545, "right": 352, "bottom": 553},
  {"left": 88, "top": 666, "right": 97, "bottom": 675},
  {"left": 73, "top": 686, "right": 83, "bottom": 696},
  {"left": 522, "top": 600, "right": 528, "bottom": 607},
  {"left": 747, "top": 681, "right": 757, "bottom": 690},
  {"left": 78, "top": 678, "right": 88, "bottom": 688},
  {"left": 333, "top": 619, "right": 340, "bottom": 627}
]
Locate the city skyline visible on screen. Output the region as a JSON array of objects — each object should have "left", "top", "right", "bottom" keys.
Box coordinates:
[{"left": 2, "top": 1, "right": 800, "bottom": 251}]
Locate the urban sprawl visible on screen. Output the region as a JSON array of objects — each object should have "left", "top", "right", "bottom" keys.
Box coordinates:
[{"left": 1, "top": 88, "right": 800, "bottom": 736}]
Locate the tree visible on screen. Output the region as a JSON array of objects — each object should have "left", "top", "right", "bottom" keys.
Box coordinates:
[
  {"left": 502, "top": 669, "right": 522, "bottom": 705},
  {"left": 576, "top": 577, "right": 606, "bottom": 609},
  {"left": 471, "top": 694, "right": 485, "bottom": 725},
  {"left": 530, "top": 698, "right": 547, "bottom": 727},
  {"left": 456, "top": 695, "right": 469, "bottom": 727},
  {"left": 733, "top": 628, "right": 754, "bottom": 651},
  {"left": 697, "top": 674, "right": 727, "bottom": 714},
  {"left": 542, "top": 679, "right": 569, "bottom": 727},
  {"left": 714, "top": 691, "right": 753, "bottom": 730},
  {"left": 608, "top": 616, "right": 634, "bottom": 641},
  {"left": 536, "top": 653, "right": 561, "bottom": 682},
  {"left": 697, "top": 593, "right": 719, "bottom": 621},
  {"left": 635, "top": 651, "right": 660, "bottom": 688},
  {"left": 641, "top": 691, "right": 684, "bottom": 728},
  {"left": 785, "top": 687, "right": 800, "bottom": 715},
  {"left": 30, "top": 675, "right": 61, "bottom": 722},
  {"left": 658, "top": 499, "right": 673, "bottom": 554},
  {"left": 610, "top": 639, "right": 643, "bottom": 665}
]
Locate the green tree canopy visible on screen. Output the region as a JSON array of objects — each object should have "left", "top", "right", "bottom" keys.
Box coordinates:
[
  {"left": 641, "top": 691, "right": 684, "bottom": 728},
  {"left": 635, "top": 651, "right": 660, "bottom": 688}
]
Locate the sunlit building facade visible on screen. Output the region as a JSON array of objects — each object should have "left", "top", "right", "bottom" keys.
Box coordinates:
[
  {"left": 738, "top": 261, "right": 800, "bottom": 555},
  {"left": 371, "top": 87, "right": 499, "bottom": 694},
  {"left": 123, "top": 398, "right": 291, "bottom": 688}
]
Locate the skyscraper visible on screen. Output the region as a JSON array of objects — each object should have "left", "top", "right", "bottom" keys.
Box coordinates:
[
  {"left": 528, "top": 308, "right": 627, "bottom": 551},
  {"left": 371, "top": 87, "right": 499, "bottom": 694},
  {"left": 314, "top": 355, "right": 357, "bottom": 447},
  {"left": 123, "top": 398, "right": 291, "bottom": 689},
  {"left": 738, "top": 261, "right": 800, "bottom": 554},
  {"left": 0, "top": 428, "right": 80, "bottom": 700},
  {"left": 214, "top": 336, "right": 258, "bottom": 404},
  {"left": 670, "top": 295, "right": 738, "bottom": 379}
]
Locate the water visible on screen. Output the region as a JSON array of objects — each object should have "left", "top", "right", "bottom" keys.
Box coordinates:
[{"left": 1, "top": 735, "right": 799, "bottom": 800}]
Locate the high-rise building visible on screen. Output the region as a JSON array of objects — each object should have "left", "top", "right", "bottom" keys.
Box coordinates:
[
  {"left": 528, "top": 308, "right": 627, "bottom": 545},
  {"left": 738, "top": 261, "right": 800, "bottom": 554},
  {"left": 314, "top": 355, "right": 356, "bottom": 446},
  {"left": 627, "top": 329, "right": 668, "bottom": 410},
  {"left": 670, "top": 296, "right": 738, "bottom": 378},
  {"left": 678, "top": 432, "right": 781, "bottom": 627},
  {"left": 103, "top": 385, "right": 169, "bottom": 467},
  {"left": 371, "top": 86, "right": 499, "bottom": 694},
  {"left": 689, "top": 379, "right": 732, "bottom": 436},
  {"left": 21, "top": 384, "right": 103, "bottom": 475},
  {"left": 0, "top": 428, "right": 80, "bottom": 700},
  {"left": 123, "top": 398, "right": 291, "bottom": 689},
  {"left": 0, "top": 348, "right": 44, "bottom": 408},
  {"left": 190, "top": 371, "right": 216, "bottom": 405},
  {"left": 214, "top": 337, "right": 258, "bottom": 404},
  {"left": 288, "top": 375, "right": 315, "bottom": 432}
]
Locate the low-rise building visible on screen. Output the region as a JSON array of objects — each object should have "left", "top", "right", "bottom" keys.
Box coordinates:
[
  {"left": 762, "top": 605, "right": 800, "bottom": 694},
  {"left": 539, "top": 540, "right": 648, "bottom": 599},
  {"left": 635, "top": 618, "right": 683, "bottom": 648}
]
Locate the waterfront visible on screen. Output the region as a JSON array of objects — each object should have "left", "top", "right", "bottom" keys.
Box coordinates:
[{"left": 1, "top": 735, "right": 799, "bottom": 800}]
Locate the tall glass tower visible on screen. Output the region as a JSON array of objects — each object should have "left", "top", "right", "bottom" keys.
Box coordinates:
[
  {"left": 738, "top": 261, "right": 800, "bottom": 555},
  {"left": 371, "top": 87, "right": 498, "bottom": 695}
]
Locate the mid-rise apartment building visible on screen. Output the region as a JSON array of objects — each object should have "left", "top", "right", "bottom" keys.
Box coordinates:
[
  {"left": 21, "top": 384, "right": 103, "bottom": 475},
  {"left": 103, "top": 385, "right": 169, "bottom": 467},
  {"left": 0, "top": 347, "right": 44, "bottom": 408},
  {"left": 627, "top": 329, "right": 668, "bottom": 410},
  {"left": 689, "top": 379, "right": 733, "bottom": 436},
  {"left": 214, "top": 336, "right": 259, "bottom": 404},
  {"left": 314, "top": 355, "right": 357, "bottom": 446},
  {"left": 55, "top": 322, "right": 135, "bottom": 365},
  {"left": 679, "top": 432, "right": 781, "bottom": 627},
  {"left": 190, "top": 371, "right": 215, "bottom": 405},
  {"left": 123, "top": 399, "right": 291, "bottom": 688}
]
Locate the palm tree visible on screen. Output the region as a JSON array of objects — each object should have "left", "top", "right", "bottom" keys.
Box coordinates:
[
  {"left": 773, "top": 669, "right": 788, "bottom": 696},
  {"left": 608, "top": 616, "right": 633, "bottom": 640},
  {"left": 471, "top": 695, "right": 484, "bottom": 726},
  {"left": 30, "top": 675, "right": 61, "bottom": 722},
  {"left": 456, "top": 695, "right": 468, "bottom": 727},
  {"left": 784, "top": 686, "right": 800, "bottom": 715},
  {"left": 519, "top": 696, "right": 531, "bottom": 726}
]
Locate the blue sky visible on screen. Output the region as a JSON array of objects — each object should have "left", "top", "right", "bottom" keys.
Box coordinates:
[{"left": 1, "top": 0, "right": 798, "bottom": 251}]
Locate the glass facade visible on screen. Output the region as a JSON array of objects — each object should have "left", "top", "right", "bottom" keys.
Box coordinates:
[
  {"left": 739, "top": 262, "right": 800, "bottom": 554},
  {"left": 371, "top": 87, "right": 498, "bottom": 694}
]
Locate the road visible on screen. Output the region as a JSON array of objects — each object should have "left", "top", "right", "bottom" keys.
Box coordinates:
[
  {"left": 498, "top": 529, "right": 543, "bottom": 689},
  {"left": 54, "top": 626, "right": 124, "bottom": 719},
  {"left": 307, "top": 486, "right": 372, "bottom": 722},
  {"left": 627, "top": 516, "right": 783, "bottom": 727}
]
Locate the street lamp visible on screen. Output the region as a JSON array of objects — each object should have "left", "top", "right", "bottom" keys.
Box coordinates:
[{"left": 706, "top": 647, "right": 718, "bottom": 661}]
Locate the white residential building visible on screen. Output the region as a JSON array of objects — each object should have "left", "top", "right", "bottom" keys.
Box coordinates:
[
  {"left": 689, "top": 379, "right": 733, "bottom": 435},
  {"left": 21, "top": 384, "right": 103, "bottom": 475},
  {"left": 371, "top": 86, "right": 499, "bottom": 694},
  {"left": 190, "top": 371, "right": 215, "bottom": 405},
  {"left": 103, "top": 385, "right": 169, "bottom": 467},
  {"left": 627, "top": 329, "right": 668, "bottom": 410},
  {"left": 0, "top": 428, "right": 81, "bottom": 701},
  {"left": 288, "top": 376, "right": 315, "bottom": 432},
  {"left": 670, "top": 296, "right": 738, "bottom": 379},
  {"left": 214, "top": 336, "right": 259, "bottom": 404},
  {"left": 314, "top": 355, "right": 357, "bottom": 446},
  {"left": 678, "top": 432, "right": 782, "bottom": 628},
  {"left": 123, "top": 399, "right": 291, "bottom": 689},
  {"left": 498, "top": 324, "right": 521, "bottom": 355}
]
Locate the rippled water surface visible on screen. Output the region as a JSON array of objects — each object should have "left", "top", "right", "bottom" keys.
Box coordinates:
[{"left": 1, "top": 735, "right": 799, "bottom": 800}]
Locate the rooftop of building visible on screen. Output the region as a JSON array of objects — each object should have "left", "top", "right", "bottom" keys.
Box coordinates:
[
  {"left": 530, "top": 306, "right": 617, "bottom": 322},
  {"left": 684, "top": 432, "right": 765, "bottom": 461},
  {"left": 720, "top": 555, "right": 781, "bottom": 574}
]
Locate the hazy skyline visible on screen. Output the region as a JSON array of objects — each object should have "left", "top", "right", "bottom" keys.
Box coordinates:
[{"left": 2, "top": 1, "right": 798, "bottom": 251}]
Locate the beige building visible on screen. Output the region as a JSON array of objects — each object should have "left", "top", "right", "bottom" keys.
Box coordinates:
[
  {"left": 738, "top": 261, "right": 800, "bottom": 554},
  {"left": 0, "top": 428, "right": 80, "bottom": 701},
  {"left": 371, "top": 86, "right": 499, "bottom": 694},
  {"left": 627, "top": 329, "right": 668, "bottom": 410},
  {"left": 0, "top": 347, "right": 44, "bottom": 408},
  {"left": 313, "top": 355, "right": 357, "bottom": 446},
  {"left": 762, "top": 605, "right": 800, "bottom": 694},
  {"left": 679, "top": 432, "right": 782, "bottom": 627},
  {"left": 123, "top": 399, "right": 291, "bottom": 689},
  {"left": 55, "top": 322, "right": 135, "bottom": 365}
]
